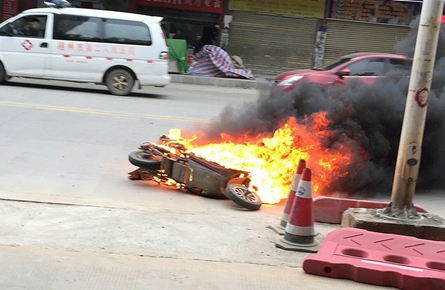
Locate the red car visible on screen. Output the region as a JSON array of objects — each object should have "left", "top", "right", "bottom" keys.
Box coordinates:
[{"left": 272, "top": 53, "right": 412, "bottom": 95}]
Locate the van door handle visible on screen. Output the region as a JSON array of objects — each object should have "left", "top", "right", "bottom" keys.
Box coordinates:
[{"left": 40, "top": 42, "right": 48, "bottom": 48}]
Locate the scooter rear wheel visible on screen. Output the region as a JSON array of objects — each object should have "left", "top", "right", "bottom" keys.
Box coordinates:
[
  {"left": 225, "top": 184, "right": 262, "bottom": 211},
  {"left": 128, "top": 150, "right": 162, "bottom": 169}
]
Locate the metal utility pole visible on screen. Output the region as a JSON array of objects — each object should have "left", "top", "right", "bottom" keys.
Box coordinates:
[{"left": 384, "top": 0, "right": 444, "bottom": 219}]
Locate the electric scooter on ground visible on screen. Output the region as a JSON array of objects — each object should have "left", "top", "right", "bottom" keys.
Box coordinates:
[{"left": 128, "top": 136, "right": 262, "bottom": 211}]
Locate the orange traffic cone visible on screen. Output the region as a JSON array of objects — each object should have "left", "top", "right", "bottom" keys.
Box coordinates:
[
  {"left": 275, "top": 168, "right": 321, "bottom": 252},
  {"left": 268, "top": 159, "right": 306, "bottom": 235}
]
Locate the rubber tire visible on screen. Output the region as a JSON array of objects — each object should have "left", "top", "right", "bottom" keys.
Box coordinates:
[
  {"left": 128, "top": 150, "right": 162, "bottom": 169},
  {"left": 225, "top": 184, "right": 262, "bottom": 211},
  {"left": 106, "top": 69, "right": 134, "bottom": 96},
  {"left": 0, "top": 63, "right": 6, "bottom": 84}
]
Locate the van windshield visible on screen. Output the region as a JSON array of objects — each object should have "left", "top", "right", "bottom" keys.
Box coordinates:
[{"left": 0, "top": 15, "right": 47, "bottom": 38}]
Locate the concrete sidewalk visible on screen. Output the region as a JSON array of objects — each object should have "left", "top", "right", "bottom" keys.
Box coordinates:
[
  {"left": 0, "top": 197, "right": 396, "bottom": 290},
  {"left": 0, "top": 245, "right": 395, "bottom": 290}
]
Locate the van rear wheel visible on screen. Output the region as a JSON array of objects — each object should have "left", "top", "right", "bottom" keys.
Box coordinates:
[
  {"left": 0, "top": 63, "right": 6, "bottom": 84},
  {"left": 106, "top": 69, "right": 134, "bottom": 96}
]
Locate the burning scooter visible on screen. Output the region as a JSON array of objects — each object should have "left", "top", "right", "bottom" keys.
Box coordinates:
[{"left": 128, "top": 135, "right": 262, "bottom": 211}]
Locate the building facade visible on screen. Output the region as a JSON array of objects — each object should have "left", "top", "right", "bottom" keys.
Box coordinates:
[
  {"left": 226, "top": 0, "right": 422, "bottom": 75},
  {"left": 132, "top": 0, "right": 424, "bottom": 75},
  {"left": 1, "top": 0, "right": 38, "bottom": 22},
  {"left": 134, "top": 0, "right": 224, "bottom": 55},
  {"left": 1, "top": 0, "right": 430, "bottom": 76}
]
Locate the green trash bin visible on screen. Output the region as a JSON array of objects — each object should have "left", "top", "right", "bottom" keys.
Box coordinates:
[{"left": 166, "top": 39, "right": 188, "bottom": 74}]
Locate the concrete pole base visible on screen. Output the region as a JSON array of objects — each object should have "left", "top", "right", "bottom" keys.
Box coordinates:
[
  {"left": 381, "top": 202, "right": 421, "bottom": 220},
  {"left": 341, "top": 208, "right": 445, "bottom": 241}
]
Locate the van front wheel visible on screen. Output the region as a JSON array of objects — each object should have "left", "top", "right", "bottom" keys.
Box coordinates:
[
  {"left": 0, "top": 63, "right": 6, "bottom": 84},
  {"left": 106, "top": 69, "right": 134, "bottom": 96}
]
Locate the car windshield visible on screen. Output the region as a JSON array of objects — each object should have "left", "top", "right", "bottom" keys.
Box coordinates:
[{"left": 313, "top": 56, "right": 357, "bottom": 71}]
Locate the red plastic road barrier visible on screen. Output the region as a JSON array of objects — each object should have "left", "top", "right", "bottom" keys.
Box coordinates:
[
  {"left": 303, "top": 228, "right": 445, "bottom": 290},
  {"left": 313, "top": 196, "right": 428, "bottom": 224}
]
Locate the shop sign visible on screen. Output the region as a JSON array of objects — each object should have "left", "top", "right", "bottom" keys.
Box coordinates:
[
  {"left": 328, "top": 0, "right": 422, "bottom": 26},
  {"left": 2, "top": 0, "right": 18, "bottom": 22},
  {"left": 134, "top": 0, "right": 224, "bottom": 14},
  {"left": 229, "top": 0, "right": 325, "bottom": 18}
]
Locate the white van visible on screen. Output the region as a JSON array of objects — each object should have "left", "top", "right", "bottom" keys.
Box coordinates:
[{"left": 0, "top": 6, "right": 170, "bottom": 95}]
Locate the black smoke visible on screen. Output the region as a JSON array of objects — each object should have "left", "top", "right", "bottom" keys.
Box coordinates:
[{"left": 193, "top": 18, "right": 445, "bottom": 197}]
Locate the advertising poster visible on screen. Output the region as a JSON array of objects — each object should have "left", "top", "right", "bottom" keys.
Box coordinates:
[{"left": 328, "top": 0, "right": 421, "bottom": 25}]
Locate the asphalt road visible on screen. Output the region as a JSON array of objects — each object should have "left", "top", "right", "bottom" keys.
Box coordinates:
[
  {"left": 0, "top": 77, "right": 441, "bottom": 289},
  {"left": 0, "top": 78, "right": 258, "bottom": 203}
]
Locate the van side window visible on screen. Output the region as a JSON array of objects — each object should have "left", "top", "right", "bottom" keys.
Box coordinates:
[
  {"left": 54, "top": 14, "right": 100, "bottom": 41},
  {"left": 104, "top": 19, "right": 152, "bottom": 46},
  {"left": 0, "top": 15, "right": 47, "bottom": 38}
]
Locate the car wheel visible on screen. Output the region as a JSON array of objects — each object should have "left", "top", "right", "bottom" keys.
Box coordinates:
[
  {"left": 106, "top": 69, "right": 134, "bottom": 96},
  {"left": 128, "top": 150, "right": 162, "bottom": 169},
  {"left": 225, "top": 184, "right": 262, "bottom": 211}
]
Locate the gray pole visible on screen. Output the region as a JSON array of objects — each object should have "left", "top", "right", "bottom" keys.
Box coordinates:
[{"left": 384, "top": 0, "right": 444, "bottom": 219}]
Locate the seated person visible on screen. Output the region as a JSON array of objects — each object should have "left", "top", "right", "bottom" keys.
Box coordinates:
[{"left": 26, "top": 18, "right": 43, "bottom": 37}]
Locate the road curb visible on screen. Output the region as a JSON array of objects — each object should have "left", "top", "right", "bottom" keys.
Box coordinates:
[{"left": 169, "top": 74, "right": 272, "bottom": 90}]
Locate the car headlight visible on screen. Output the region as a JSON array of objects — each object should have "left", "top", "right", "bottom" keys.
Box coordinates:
[{"left": 277, "top": 76, "right": 304, "bottom": 86}]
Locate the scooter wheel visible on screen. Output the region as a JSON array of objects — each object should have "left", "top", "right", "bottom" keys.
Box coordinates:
[
  {"left": 225, "top": 184, "right": 262, "bottom": 211},
  {"left": 128, "top": 150, "right": 162, "bottom": 169}
]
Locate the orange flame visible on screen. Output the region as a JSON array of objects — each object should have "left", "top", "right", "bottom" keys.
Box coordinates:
[{"left": 164, "top": 113, "right": 357, "bottom": 204}]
